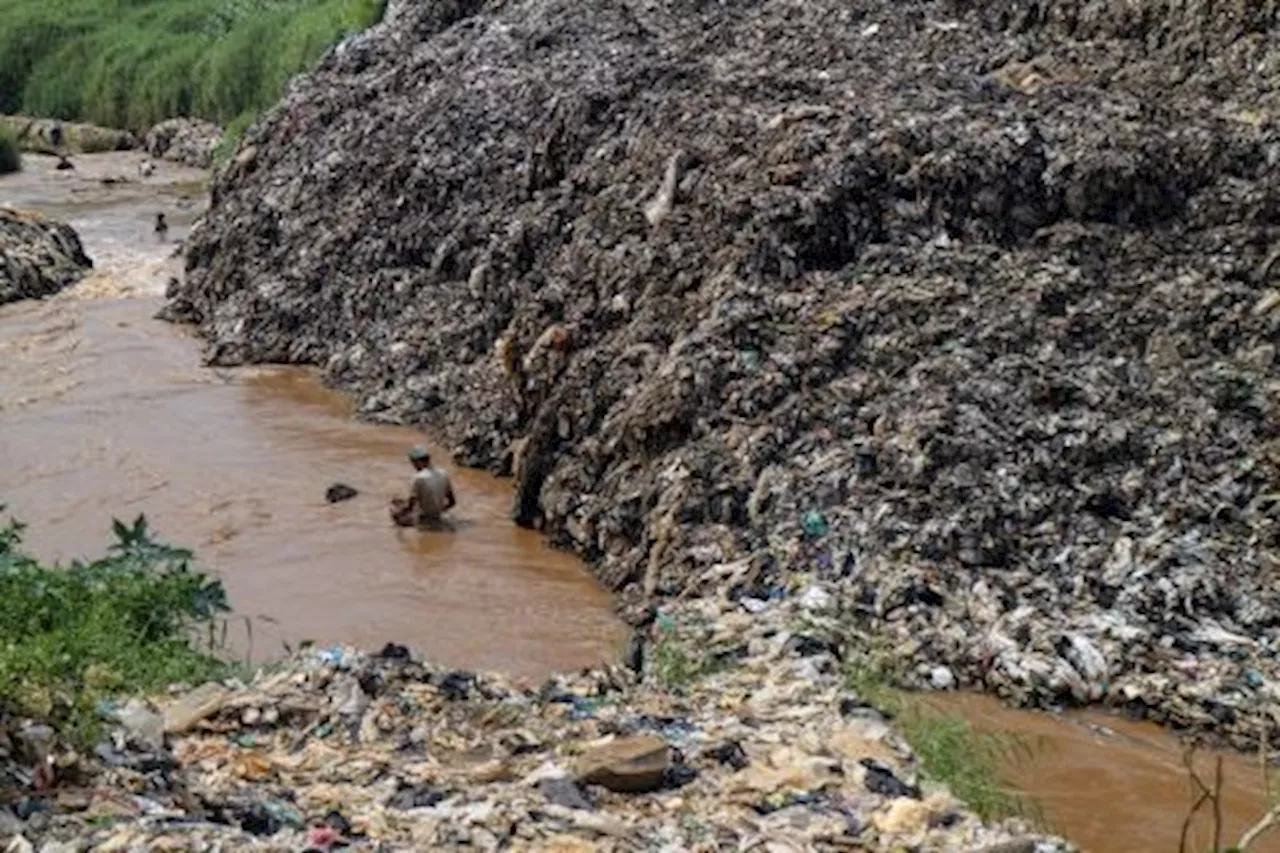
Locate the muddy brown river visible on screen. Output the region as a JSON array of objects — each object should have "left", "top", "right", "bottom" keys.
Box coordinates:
[
  {"left": 0, "top": 153, "right": 627, "bottom": 679},
  {"left": 3, "top": 152, "right": 1278, "bottom": 853}
]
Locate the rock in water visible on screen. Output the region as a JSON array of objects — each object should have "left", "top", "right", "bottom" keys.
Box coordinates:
[
  {"left": 0, "top": 208, "right": 92, "bottom": 305},
  {"left": 325, "top": 482, "right": 359, "bottom": 503},
  {"left": 574, "top": 735, "right": 670, "bottom": 793}
]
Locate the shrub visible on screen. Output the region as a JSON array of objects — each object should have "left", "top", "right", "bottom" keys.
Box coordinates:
[{"left": 0, "top": 509, "right": 232, "bottom": 744}]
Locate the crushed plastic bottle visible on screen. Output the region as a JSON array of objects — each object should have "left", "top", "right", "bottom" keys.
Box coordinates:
[{"left": 803, "top": 510, "right": 830, "bottom": 538}]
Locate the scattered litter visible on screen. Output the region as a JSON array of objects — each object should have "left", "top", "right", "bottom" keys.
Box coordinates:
[{"left": 0, "top": 617, "right": 1068, "bottom": 851}]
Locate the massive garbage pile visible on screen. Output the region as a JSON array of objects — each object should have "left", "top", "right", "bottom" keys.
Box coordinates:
[{"left": 166, "top": 0, "right": 1280, "bottom": 755}]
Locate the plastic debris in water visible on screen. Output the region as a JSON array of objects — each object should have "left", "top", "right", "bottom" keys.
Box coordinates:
[{"left": 318, "top": 647, "right": 348, "bottom": 667}]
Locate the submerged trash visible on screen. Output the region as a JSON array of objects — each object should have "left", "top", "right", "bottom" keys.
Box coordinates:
[{"left": 325, "top": 482, "right": 359, "bottom": 503}]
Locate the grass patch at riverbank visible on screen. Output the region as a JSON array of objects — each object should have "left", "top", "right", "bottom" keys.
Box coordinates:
[
  {"left": 0, "top": 127, "right": 20, "bottom": 173},
  {"left": 0, "top": 0, "right": 386, "bottom": 136},
  {"left": 844, "top": 660, "right": 1038, "bottom": 823},
  {"left": 0, "top": 509, "right": 232, "bottom": 745}
]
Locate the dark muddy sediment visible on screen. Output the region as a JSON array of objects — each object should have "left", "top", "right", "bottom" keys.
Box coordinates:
[{"left": 169, "top": 0, "right": 1280, "bottom": 751}]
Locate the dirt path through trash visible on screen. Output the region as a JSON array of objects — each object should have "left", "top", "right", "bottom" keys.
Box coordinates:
[{"left": 2, "top": 152, "right": 1277, "bottom": 852}]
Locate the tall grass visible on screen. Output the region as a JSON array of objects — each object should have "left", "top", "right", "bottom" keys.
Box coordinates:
[
  {"left": 0, "top": 126, "right": 20, "bottom": 173},
  {"left": 0, "top": 0, "right": 386, "bottom": 135},
  {"left": 0, "top": 508, "right": 232, "bottom": 745},
  {"left": 842, "top": 657, "right": 1040, "bottom": 823}
]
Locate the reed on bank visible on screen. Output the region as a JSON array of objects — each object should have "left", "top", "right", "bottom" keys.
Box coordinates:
[
  {"left": 0, "top": 0, "right": 385, "bottom": 141},
  {"left": 0, "top": 126, "right": 20, "bottom": 173}
]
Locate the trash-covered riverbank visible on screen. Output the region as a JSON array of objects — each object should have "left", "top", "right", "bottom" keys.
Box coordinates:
[
  {"left": 2, "top": 583, "right": 1071, "bottom": 852},
  {"left": 166, "top": 0, "right": 1280, "bottom": 756},
  {"left": 0, "top": 208, "right": 92, "bottom": 304},
  {"left": 0, "top": 193, "right": 1071, "bottom": 850}
]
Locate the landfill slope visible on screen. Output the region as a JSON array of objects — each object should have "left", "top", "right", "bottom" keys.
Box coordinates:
[
  {"left": 171, "top": 0, "right": 1280, "bottom": 749},
  {"left": 0, "top": 208, "right": 92, "bottom": 304}
]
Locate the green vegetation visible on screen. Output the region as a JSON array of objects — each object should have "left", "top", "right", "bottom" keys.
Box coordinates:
[
  {"left": 0, "top": 126, "right": 19, "bottom": 173},
  {"left": 0, "top": 115, "right": 134, "bottom": 155},
  {"left": 212, "top": 109, "right": 259, "bottom": 165},
  {"left": 0, "top": 509, "right": 232, "bottom": 745},
  {"left": 650, "top": 633, "right": 709, "bottom": 689},
  {"left": 894, "top": 703, "right": 1038, "bottom": 822},
  {"left": 842, "top": 656, "right": 1039, "bottom": 823},
  {"left": 0, "top": 0, "right": 386, "bottom": 138},
  {"left": 646, "top": 615, "right": 724, "bottom": 690}
]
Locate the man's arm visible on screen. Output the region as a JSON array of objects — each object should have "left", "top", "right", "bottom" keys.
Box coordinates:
[{"left": 445, "top": 482, "right": 457, "bottom": 511}]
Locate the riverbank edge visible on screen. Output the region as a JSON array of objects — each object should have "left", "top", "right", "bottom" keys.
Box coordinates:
[
  {"left": 0, "top": 207, "right": 93, "bottom": 304},
  {"left": 0, "top": 115, "right": 137, "bottom": 156},
  {"left": 0, "top": 516, "right": 1072, "bottom": 851}
]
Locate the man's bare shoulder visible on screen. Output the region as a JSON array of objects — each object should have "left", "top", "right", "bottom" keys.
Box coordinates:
[{"left": 414, "top": 468, "right": 450, "bottom": 487}]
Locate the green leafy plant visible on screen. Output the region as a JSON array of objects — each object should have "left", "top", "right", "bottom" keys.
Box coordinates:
[
  {"left": 651, "top": 635, "right": 705, "bottom": 688},
  {"left": 646, "top": 615, "right": 722, "bottom": 690},
  {"left": 0, "top": 507, "right": 232, "bottom": 745}
]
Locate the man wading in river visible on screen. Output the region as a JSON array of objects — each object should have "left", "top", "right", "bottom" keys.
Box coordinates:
[{"left": 391, "top": 446, "right": 456, "bottom": 529}]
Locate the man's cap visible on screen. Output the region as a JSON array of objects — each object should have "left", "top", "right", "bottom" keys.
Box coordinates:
[{"left": 408, "top": 445, "right": 431, "bottom": 462}]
